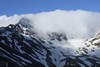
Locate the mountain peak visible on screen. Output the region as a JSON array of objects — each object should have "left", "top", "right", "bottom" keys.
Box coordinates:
[
  {"left": 15, "top": 18, "right": 35, "bottom": 35},
  {"left": 17, "top": 18, "right": 33, "bottom": 29}
]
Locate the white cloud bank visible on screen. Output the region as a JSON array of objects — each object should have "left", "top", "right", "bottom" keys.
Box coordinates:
[
  {"left": 1, "top": 9, "right": 100, "bottom": 56},
  {"left": 0, "top": 10, "right": 100, "bottom": 39}
]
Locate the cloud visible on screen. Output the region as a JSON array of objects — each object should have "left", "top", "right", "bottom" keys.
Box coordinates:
[
  {"left": 0, "top": 10, "right": 100, "bottom": 39},
  {"left": 1, "top": 9, "right": 100, "bottom": 56}
]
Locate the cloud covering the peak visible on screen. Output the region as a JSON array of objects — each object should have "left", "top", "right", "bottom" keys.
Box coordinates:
[{"left": 0, "top": 10, "right": 100, "bottom": 39}]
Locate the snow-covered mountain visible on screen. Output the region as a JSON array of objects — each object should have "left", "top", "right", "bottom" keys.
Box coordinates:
[{"left": 0, "top": 18, "right": 100, "bottom": 67}]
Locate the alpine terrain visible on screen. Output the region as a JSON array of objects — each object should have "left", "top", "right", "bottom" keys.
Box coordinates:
[{"left": 0, "top": 17, "right": 100, "bottom": 67}]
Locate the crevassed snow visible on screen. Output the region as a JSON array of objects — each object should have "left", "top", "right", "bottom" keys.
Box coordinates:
[{"left": 93, "top": 39, "right": 100, "bottom": 44}]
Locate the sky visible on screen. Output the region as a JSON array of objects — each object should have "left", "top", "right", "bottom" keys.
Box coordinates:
[{"left": 0, "top": 0, "right": 100, "bottom": 16}]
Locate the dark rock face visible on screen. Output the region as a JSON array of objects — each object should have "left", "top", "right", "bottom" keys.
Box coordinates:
[
  {"left": 0, "top": 25, "right": 45, "bottom": 67},
  {"left": 0, "top": 19, "right": 100, "bottom": 67},
  {"left": 48, "top": 32, "right": 67, "bottom": 41}
]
